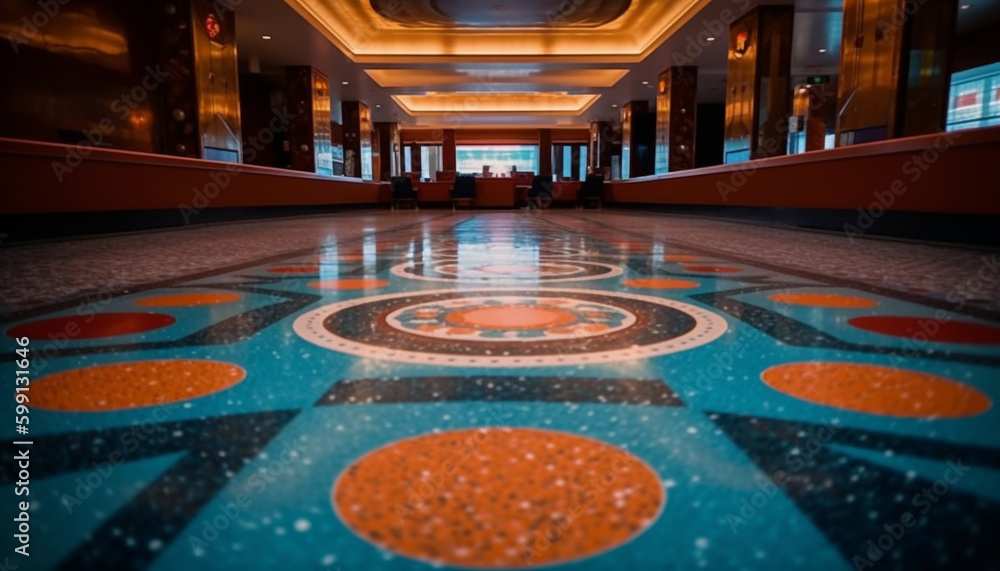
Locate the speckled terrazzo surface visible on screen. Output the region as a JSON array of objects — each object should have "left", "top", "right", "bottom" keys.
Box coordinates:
[
  {"left": 1, "top": 211, "right": 997, "bottom": 317},
  {"left": 0, "top": 210, "right": 998, "bottom": 571}
]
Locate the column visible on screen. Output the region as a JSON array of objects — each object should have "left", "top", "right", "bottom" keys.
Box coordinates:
[
  {"left": 410, "top": 144, "right": 422, "bottom": 175},
  {"left": 158, "top": 0, "right": 242, "bottom": 161},
  {"left": 836, "top": 0, "right": 957, "bottom": 144},
  {"left": 539, "top": 129, "right": 553, "bottom": 177},
  {"left": 342, "top": 101, "right": 373, "bottom": 179},
  {"left": 570, "top": 145, "right": 582, "bottom": 181},
  {"left": 374, "top": 122, "right": 401, "bottom": 181},
  {"left": 588, "top": 121, "right": 614, "bottom": 175},
  {"left": 287, "top": 66, "right": 332, "bottom": 175},
  {"left": 442, "top": 129, "right": 457, "bottom": 172},
  {"left": 622, "top": 100, "right": 655, "bottom": 178},
  {"left": 724, "top": 5, "right": 795, "bottom": 162},
  {"left": 655, "top": 66, "right": 698, "bottom": 174},
  {"left": 806, "top": 78, "right": 837, "bottom": 151}
]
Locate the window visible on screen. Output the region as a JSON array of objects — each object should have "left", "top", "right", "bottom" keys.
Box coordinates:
[
  {"left": 553, "top": 144, "right": 588, "bottom": 181},
  {"left": 455, "top": 145, "right": 538, "bottom": 176},
  {"left": 946, "top": 62, "right": 1000, "bottom": 132},
  {"left": 402, "top": 145, "right": 442, "bottom": 181},
  {"left": 421, "top": 146, "right": 442, "bottom": 180}
]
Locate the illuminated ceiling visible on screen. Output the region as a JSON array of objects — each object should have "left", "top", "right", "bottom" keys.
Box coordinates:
[
  {"left": 233, "top": 0, "right": 997, "bottom": 127},
  {"left": 391, "top": 92, "right": 601, "bottom": 116},
  {"left": 364, "top": 69, "right": 631, "bottom": 89},
  {"left": 273, "top": 0, "right": 716, "bottom": 126},
  {"left": 282, "top": 0, "right": 713, "bottom": 62},
  {"left": 367, "top": 0, "right": 633, "bottom": 28}
]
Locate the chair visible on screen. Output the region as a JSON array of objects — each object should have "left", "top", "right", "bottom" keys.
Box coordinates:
[
  {"left": 526, "top": 175, "right": 553, "bottom": 209},
  {"left": 403, "top": 171, "right": 421, "bottom": 187},
  {"left": 451, "top": 175, "right": 476, "bottom": 209},
  {"left": 577, "top": 174, "right": 604, "bottom": 209},
  {"left": 390, "top": 176, "right": 418, "bottom": 210},
  {"left": 512, "top": 171, "right": 534, "bottom": 186},
  {"left": 436, "top": 170, "right": 457, "bottom": 183}
]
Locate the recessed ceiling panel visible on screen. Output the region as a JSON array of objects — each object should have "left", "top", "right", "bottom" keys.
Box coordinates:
[
  {"left": 369, "top": 0, "right": 631, "bottom": 28},
  {"left": 392, "top": 92, "right": 601, "bottom": 116},
  {"left": 283, "top": 0, "right": 713, "bottom": 62},
  {"left": 364, "top": 68, "right": 629, "bottom": 88}
]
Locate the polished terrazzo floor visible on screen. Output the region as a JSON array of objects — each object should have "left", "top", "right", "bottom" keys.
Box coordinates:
[{"left": 1, "top": 211, "right": 998, "bottom": 570}]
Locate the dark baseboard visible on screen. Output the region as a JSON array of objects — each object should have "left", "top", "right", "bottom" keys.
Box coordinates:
[
  {"left": 0, "top": 204, "right": 381, "bottom": 242},
  {"left": 608, "top": 204, "right": 1000, "bottom": 248}
]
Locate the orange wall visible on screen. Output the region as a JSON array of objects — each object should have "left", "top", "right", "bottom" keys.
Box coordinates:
[
  {"left": 608, "top": 127, "right": 1000, "bottom": 214},
  {"left": 0, "top": 138, "right": 385, "bottom": 215}
]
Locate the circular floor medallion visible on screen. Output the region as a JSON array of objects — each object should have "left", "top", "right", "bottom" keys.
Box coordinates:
[
  {"left": 385, "top": 296, "right": 637, "bottom": 342},
  {"left": 294, "top": 287, "right": 727, "bottom": 367},
  {"left": 391, "top": 261, "right": 622, "bottom": 283},
  {"left": 332, "top": 428, "right": 665, "bottom": 568}
]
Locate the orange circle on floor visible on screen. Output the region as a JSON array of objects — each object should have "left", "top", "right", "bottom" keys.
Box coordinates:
[
  {"left": 309, "top": 279, "right": 390, "bottom": 290},
  {"left": 6, "top": 313, "right": 175, "bottom": 340},
  {"left": 32, "top": 360, "right": 246, "bottom": 412},
  {"left": 268, "top": 265, "right": 320, "bottom": 274},
  {"left": 768, "top": 293, "right": 878, "bottom": 308},
  {"left": 761, "top": 362, "right": 991, "bottom": 418},
  {"left": 333, "top": 428, "right": 665, "bottom": 568},
  {"left": 623, "top": 278, "right": 700, "bottom": 289},
  {"left": 446, "top": 305, "right": 578, "bottom": 330},
  {"left": 682, "top": 265, "right": 742, "bottom": 273},
  {"left": 136, "top": 292, "right": 242, "bottom": 307},
  {"left": 477, "top": 264, "right": 541, "bottom": 274},
  {"left": 616, "top": 242, "right": 652, "bottom": 252},
  {"left": 663, "top": 254, "right": 700, "bottom": 262}
]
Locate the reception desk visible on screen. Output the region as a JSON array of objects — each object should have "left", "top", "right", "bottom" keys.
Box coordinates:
[
  {"left": 475, "top": 177, "right": 516, "bottom": 207},
  {"left": 417, "top": 182, "right": 452, "bottom": 204},
  {"left": 552, "top": 181, "right": 581, "bottom": 203}
]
